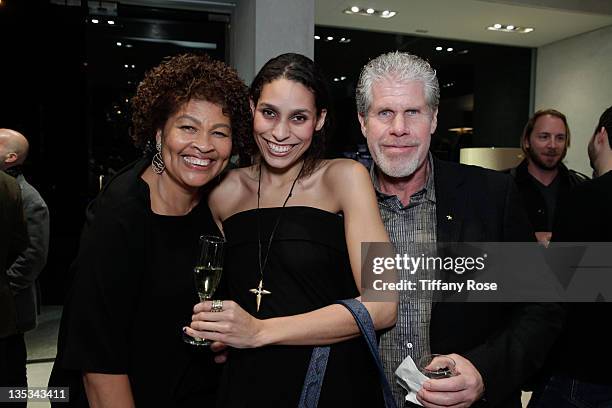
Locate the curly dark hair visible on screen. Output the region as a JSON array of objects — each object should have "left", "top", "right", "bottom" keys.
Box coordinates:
[
  {"left": 240, "top": 53, "right": 334, "bottom": 177},
  {"left": 131, "top": 53, "right": 251, "bottom": 156}
]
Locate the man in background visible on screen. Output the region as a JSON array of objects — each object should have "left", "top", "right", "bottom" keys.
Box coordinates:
[
  {"left": 1, "top": 169, "right": 29, "bottom": 402},
  {"left": 529, "top": 106, "right": 612, "bottom": 407},
  {"left": 0, "top": 128, "right": 50, "bottom": 392},
  {"left": 510, "top": 109, "right": 587, "bottom": 244}
]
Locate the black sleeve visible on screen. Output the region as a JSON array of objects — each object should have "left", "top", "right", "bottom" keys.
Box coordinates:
[
  {"left": 465, "top": 175, "right": 565, "bottom": 406},
  {"left": 56, "top": 203, "right": 145, "bottom": 374}
]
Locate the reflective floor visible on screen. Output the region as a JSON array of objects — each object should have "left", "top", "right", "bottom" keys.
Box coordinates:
[{"left": 24, "top": 306, "right": 61, "bottom": 408}]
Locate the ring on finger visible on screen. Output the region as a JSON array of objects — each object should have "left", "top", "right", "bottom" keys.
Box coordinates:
[{"left": 211, "top": 299, "right": 223, "bottom": 312}]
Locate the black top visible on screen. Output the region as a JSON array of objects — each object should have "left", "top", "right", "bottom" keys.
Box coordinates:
[
  {"left": 49, "top": 159, "right": 222, "bottom": 407},
  {"left": 217, "top": 207, "right": 384, "bottom": 407},
  {"left": 530, "top": 172, "right": 560, "bottom": 230}
]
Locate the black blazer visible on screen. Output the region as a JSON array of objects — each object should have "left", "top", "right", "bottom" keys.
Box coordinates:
[{"left": 429, "top": 158, "right": 565, "bottom": 408}]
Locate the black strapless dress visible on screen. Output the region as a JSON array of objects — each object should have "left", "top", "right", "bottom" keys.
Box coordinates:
[{"left": 217, "top": 207, "right": 384, "bottom": 407}]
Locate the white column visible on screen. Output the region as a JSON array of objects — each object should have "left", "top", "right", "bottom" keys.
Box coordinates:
[{"left": 231, "top": 0, "right": 315, "bottom": 84}]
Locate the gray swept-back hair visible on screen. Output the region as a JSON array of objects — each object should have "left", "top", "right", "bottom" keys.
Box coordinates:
[{"left": 356, "top": 51, "right": 440, "bottom": 116}]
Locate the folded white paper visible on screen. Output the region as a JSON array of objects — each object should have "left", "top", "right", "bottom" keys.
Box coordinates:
[{"left": 395, "top": 355, "right": 428, "bottom": 405}]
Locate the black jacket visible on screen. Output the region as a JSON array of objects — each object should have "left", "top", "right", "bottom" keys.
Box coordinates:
[
  {"left": 546, "top": 170, "right": 612, "bottom": 384},
  {"left": 430, "top": 158, "right": 565, "bottom": 408},
  {"left": 509, "top": 159, "right": 588, "bottom": 231}
]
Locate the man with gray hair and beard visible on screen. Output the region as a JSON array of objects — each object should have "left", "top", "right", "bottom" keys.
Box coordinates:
[{"left": 356, "top": 51, "right": 564, "bottom": 407}]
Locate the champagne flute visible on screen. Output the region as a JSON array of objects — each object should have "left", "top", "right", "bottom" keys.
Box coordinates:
[{"left": 183, "top": 234, "right": 224, "bottom": 346}]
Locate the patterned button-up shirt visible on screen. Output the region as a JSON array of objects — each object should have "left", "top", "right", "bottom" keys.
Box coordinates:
[{"left": 371, "top": 154, "right": 437, "bottom": 407}]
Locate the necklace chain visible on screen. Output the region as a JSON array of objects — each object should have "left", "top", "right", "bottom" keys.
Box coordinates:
[{"left": 251, "top": 162, "right": 304, "bottom": 312}]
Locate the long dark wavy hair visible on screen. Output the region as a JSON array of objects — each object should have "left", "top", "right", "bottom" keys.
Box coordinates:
[{"left": 240, "top": 53, "right": 334, "bottom": 177}]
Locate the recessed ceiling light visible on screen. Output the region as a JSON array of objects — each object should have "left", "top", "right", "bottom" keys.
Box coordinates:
[
  {"left": 131, "top": 64, "right": 135, "bottom": 68},
  {"left": 91, "top": 19, "right": 99, "bottom": 24},
  {"left": 107, "top": 20, "right": 115, "bottom": 25},
  {"left": 343, "top": 7, "right": 397, "bottom": 18},
  {"left": 327, "top": 36, "right": 334, "bottom": 41},
  {"left": 125, "top": 44, "right": 133, "bottom": 48},
  {"left": 447, "top": 47, "right": 453, "bottom": 52},
  {"left": 314, "top": 35, "right": 321, "bottom": 40},
  {"left": 487, "top": 24, "right": 535, "bottom": 33},
  {"left": 435, "top": 46, "right": 443, "bottom": 51},
  {"left": 339, "top": 37, "right": 351, "bottom": 43},
  {"left": 116, "top": 42, "right": 122, "bottom": 46},
  {"left": 124, "top": 64, "right": 128, "bottom": 68},
  {"left": 340, "top": 76, "right": 347, "bottom": 80},
  {"left": 333, "top": 77, "right": 339, "bottom": 82}
]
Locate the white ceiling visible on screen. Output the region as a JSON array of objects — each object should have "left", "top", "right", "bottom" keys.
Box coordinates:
[{"left": 315, "top": 0, "right": 612, "bottom": 48}]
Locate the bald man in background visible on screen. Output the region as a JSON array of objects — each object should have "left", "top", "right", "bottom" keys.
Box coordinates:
[{"left": 0, "top": 128, "right": 50, "bottom": 392}]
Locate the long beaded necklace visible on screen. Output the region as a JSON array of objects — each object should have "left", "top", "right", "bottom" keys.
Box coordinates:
[{"left": 250, "top": 161, "right": 304, "bottom": 312}]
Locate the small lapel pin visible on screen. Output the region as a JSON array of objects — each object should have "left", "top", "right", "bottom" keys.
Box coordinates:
[{"left": 446, "top": 215, "right": 453, "bottom": 220}]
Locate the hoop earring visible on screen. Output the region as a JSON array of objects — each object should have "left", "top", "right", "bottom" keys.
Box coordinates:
[{"left": 152, "top": 141, "right": 165, "bottom": 174}]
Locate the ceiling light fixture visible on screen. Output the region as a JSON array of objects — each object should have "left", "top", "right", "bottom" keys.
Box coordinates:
[
  {"left": 447, "top": 47, "right": 454, "bottom": 52},
  {"left": 343, "top": 7, "right": 397, "bottom": 19},
  {"left": 435, "top": 46, "right": 443, "bottom": 51},
  {"left": 107, "top": 20, "right": 115, "bottom": 25},
  {"left": 326, "top": 36, "right": 334, "bottom": 41},
  {"left": 116, "top": 42, "right": 122, "bottom": 46},
  {"left": 487, "top": 24, "right": 535, "bottom": 33},
  {"left": 91, "top": 18, "right": 99, "bottom": 24},
  {"left": 314, "top": 35, "right": 321, "bottom": 40}
]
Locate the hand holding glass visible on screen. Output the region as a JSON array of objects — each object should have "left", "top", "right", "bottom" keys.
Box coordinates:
[
  {"left": 418, "top": 354, "right": 457, "bottom": 379},
  {"left": 183, "top": 235, "right": 224, "bottom": 346}
]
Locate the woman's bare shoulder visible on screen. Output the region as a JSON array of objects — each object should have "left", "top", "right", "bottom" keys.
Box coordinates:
[{"left": 321, "top": 158, "right": 371, "bottom": 184}]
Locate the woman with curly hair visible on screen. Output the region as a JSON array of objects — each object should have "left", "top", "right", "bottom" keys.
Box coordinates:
[
  {"left": 48, "top": 53, "right": 251, "bottom": 407},
  {"left": 185, "top": 53, "right": 397, "bottom": 407}
]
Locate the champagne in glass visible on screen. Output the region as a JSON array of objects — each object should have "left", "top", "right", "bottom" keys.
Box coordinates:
[{"left": 183, "top": 235, "right": 224, "bottom": 346}]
